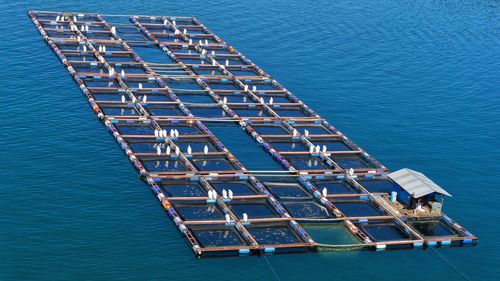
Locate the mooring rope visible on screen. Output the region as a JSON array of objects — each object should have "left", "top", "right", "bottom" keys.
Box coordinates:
[
  {"left": 430, "top": 247, "right": 473, "bottom": 281},
  {"left": 263, "top": 255, "right": 282, "bottom": 281}
]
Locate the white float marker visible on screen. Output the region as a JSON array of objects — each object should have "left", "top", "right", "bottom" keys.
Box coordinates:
[
  {"left": 162, "top": 129, "right": 167, "bottom": 138},
  {"left": 80, "top": 25, "right": 85, "bottom": 31},
  {"left": 98, "top": 45, "right": 102, "bottom": 52},
  {"left": 83, "top": 45, "right": 87, "bottom": 52},
  {"left": 315, "top": 145, "right": 320, "bottom": 153},
  {"left": 103, "top": 45, "right": 106, "bottom": 52},
  {"left": 189, "top": 38, "right": 192, "bottom": 45},
  {"left": 203, "top": 145, "right": 209, "bottom": 155},
  {"left": 293, "top": 129, "right": 298, "bottom": 137},
  {"left": 170, "top": 129, "right": 175, "bottom": 138},
  {"left": 252, "top": 86, "right": 257, "bottom": 91},
  {"left": 269, "top": 97, "right": 274, "bottom": 105},
  {"left": 175, "top": 146, "right": 180, "bottom": 155},
  {"left": 204, "top": 39, "right": 208, "bottom": 45},
  {"left": 322, "top": 145, "right": 327, "bottom": 153},
  {"left": 73, "top": 16, "right": 77, "bottom": 22},
  {"left": 242, "top": 213, "right": 248, "bottom": 222},
  {"left": 156, "top": 145, "right": 162, "bottom": 155},
  {"left": 244, "top": 84, "right": 248, "bottom": 92},
  {"left": 187, "top": 145, "right": 192, "bottom": 155},
  {"left": 166, "top": 146, "right": 171, "bottom": 155},
  {"left": 259, "top": 97, "right": 264, "bottom": 104},
  {"left": 138, "top": 83, "right": 143, "bottom": 90},
  {"left": 56, "top": 15, "right": 60, "bottom": 22},
  {"left": 163, "top": 19, "right": 168, "bottom": 26},
  {"left": 225, "top": 214, "right": 231, "bottom": 223},
  {"left": 322, "top": 187, "right": 328, "bottom": 197},
  {"left": 183, "top": 28, "right": 187, "bottom": 34},
  {"left": 132, "top": 96, "right": 136, "bottom": 103},
  {"left": 121, "top": 95, "right": 126, "bottom": 103},
  {"left": 108, "top": 67, "right": 115, "bottom": 77},
  {"left": 85, "top": 25, "right": 89, "bottom": 31},
  {"left": 121, "top": 69, "right": 125, "bottom": 77},
  {"left": 142, "top": 95, "right": 147, "bottom": 103},
  {"left": 223, "top": 96, "right": 227, "bottom": 105},
  {"left": 349, "top": 168, "right": 354, "bottom": 176},
  {"left": 225, "top": 59, "right": 229, "bottom": 66},
  {"left": 228, "top": 189, "right": 233, "bottom": 199},
  {"left": 174, "top": 129, "right": 179, "bottom": 138},
  {"left": 111, "top": 26, "right": 116, "bottom": 35},
  {"left": 304, "top": 129, "right": 309, "bottom": 137},
  {"left": 222, "top": 189, "right": 228, "bottom": 199},
  {"left": 172, "top": 20, "right": 176, "bottom": 26},
  {"left": 309, "top": 145, "right": 314, "bottom": 153},
  {"left": 154, "top": 129, "right": 159, "bottom": 138}
]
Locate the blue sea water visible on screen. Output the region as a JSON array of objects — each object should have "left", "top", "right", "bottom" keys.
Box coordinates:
[{"left": 1, "top": 0, "right": 499, "bottom": 280}]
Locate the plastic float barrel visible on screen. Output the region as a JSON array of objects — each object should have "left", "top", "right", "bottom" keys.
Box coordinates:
[
  {"left": 440, "top": 240, "right": 452, "bottom": 246},
  {"left": 427, "top": 241, "right": 437, "bottom": 247},
  {"left": 376, "top": 244, "right": 386, "bottom": 251},
  {"left": 264, "top": 247, "right": 275, "bottom": 254},
  {"left": 390, "top": 191, "right": 397, "bottom": 203},
  {"left": 413, "top": 242, "right": 424, "bottom": 248},
  {"left": 239, "top": 249, "right": 250, "bottom": 255}
]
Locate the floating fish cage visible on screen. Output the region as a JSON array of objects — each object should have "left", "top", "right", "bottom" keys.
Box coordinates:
[{"left": 28, "top": 10, "right": 477, "bottom": 257}]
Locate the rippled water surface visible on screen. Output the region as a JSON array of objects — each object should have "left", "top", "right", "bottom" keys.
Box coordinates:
[{"left": 1, "top": 1, "right": 499, "bottom": 280}]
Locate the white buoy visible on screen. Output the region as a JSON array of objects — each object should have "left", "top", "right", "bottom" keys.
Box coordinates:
[
  {"left": 156, "top": 145, "right": 161, "bottom": 155},
  {"left": 83, "top": 45, "right": 87, "bottom": 52},
  {"left": 228, "top": 189, "right": 233, "bottom": 199},
  {"left": 222, "top": 189, "right": 228, "bottom": 199},
  {"left": 259, "top": 97, "right": 264, "bottom": 104},
  {"left": 269, "top": 97, "right": 274, "bottom": 105},
  {"left": 293, "top": 129, "right": 298, "bottom": 137},
  {"left": 142, "top": 95, "right": 147, "bottom": 103},
  {"left": 121, "top": 95, "right": 126, "bottom": 103},
  {"left": 242, "top": 213, "right": 248, "bottom": 222},
  {"left": 187, "top": 145, "right": 192, "bottom": 155},
  {"left": 213, "top": 190, "right": 218, "bottom": 198},
  {"left": 162, "top": 129, "right": 167, "bottom": 138},
  {"left": 223, "top": 96, "right": 227, "bottom": 104},
  {"left": 169, "top": 129, "right": 175, "bottom": 138},
  {"left": 174, "top": 129, "right": 179, "bottom": 138},
  {"left": 103, "top": 45, "right": 106, "bottom": 52},
  {"left": 175, "top": 146, "right": 180, "bottom": 155},
  {"left": 203, "top": 145, "right": 208, "bottom": 154},
  {"left": 183, "top": 28, "right": 187, "bottom": 34},
  {"left": 73, "top": 16, "right": 77, "bottom": 22},
  {"left": 309, "top": 145, "right": 314, "bottom": 153},
  {"left": 154, "top": 129, "right": 159, "bottom": 137},
  {"left": 225, "top": 59, "right": 229, "bottom": 66},
  {"left": 121, "top": 69, "right": 125, "bottom": 77},
  {"left": 56, "top": 16, "right": 60, "bottom": 22},
  {"left": 304, "top": 129, "right": 309, "bottom": 137},
  {"left": 172, "top": 20, "right": 176, "bottom": 26},
  {"left": 111, "top": 26, "right": 116, "bottom": 35},
  {"left": 188, "top": 39, "right": 192, "bottom": 45},
  {"left": 211, "top": 50, "right": 215, "bottom": 55},
  {"left": 80, "top": 25, "right": 85, "bottom": 31},
  {"left": 244, "top": 85, "right": 248, "bottom": 92},
  {"left": 138, "top": 83, "right": 143, "bottom": 90},
  {"left": 98, "top": 45, "right": 102, "bottom": 52},
  {"left": 207, "top": 190, "right": 213, "bottom": 199},
  {"left": 315, "top": 145, "right": 320, "bottom": 153},
  {"left": 204, "top": 39, "right": 208, "bottom": 45},
  {"left": 132, "top": 96, "right": 136, "bottom": 103},
  {"left": 349, "top": 168, "right": 354, "bottom": 176},
  {"left": 174, "top": 29, "right": 180, "bottom": 35},
  {"left": 163, "top": 19, "right": 168, "bottom": 26},
  {"left": 252, "top": 86, "right": 257, "bottom": 91},
  {"left": 109, "top": 68, "right": 115, "bottom": 77},
  {"left": 85, "top": 25, "right": 89, "bottom": 32},
  {"left": 322, "top": 145, "right": 327, "bottom": 153},
  {"left": 322, "top": 187, "right": 328, "bottom": 197},
  {"left": 166, "top": 146, "right": 171, "bottom": 155},
  {"left": 225, "top": 214, "right": 231, "bottom": 223}
]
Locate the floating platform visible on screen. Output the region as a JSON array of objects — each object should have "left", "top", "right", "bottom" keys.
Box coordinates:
[{"left": 28, "top": 10, "right": 477, "bottom": 257}]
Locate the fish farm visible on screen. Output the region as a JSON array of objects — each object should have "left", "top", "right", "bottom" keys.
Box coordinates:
[{"left": 28, "top": 10, "right": 477, "bottom": 257}]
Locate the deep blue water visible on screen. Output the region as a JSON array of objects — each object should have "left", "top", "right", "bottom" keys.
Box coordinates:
[{"left": 1, "top": 0, "right": 499, "bottom": 280}]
